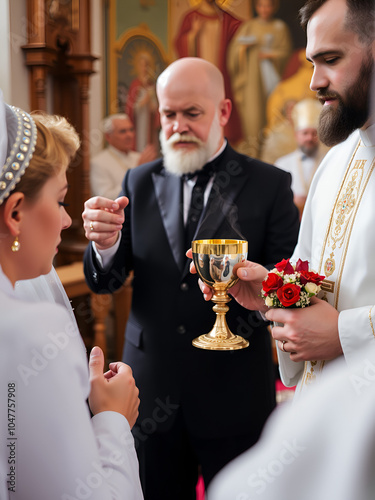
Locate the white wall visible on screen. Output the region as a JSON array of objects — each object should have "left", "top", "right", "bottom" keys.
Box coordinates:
[{"left": 0, "top": 1, "right": 30, "bottom": 109}]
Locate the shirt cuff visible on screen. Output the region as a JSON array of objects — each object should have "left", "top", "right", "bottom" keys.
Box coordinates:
[{"left": 92, "top": 234, "right": 121, "bottom": 270}]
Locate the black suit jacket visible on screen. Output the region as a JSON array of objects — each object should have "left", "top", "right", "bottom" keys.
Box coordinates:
[{"left": 84, "top": 144, "right": 300, "bottom": 439}]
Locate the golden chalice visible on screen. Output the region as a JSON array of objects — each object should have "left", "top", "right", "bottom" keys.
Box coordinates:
[{"left": 192, "top": 239, "right": 249, "bottom": 350}]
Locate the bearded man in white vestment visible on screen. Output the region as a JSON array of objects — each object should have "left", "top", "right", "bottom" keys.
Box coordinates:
[
  {"left": 195, "top": 0, "right": 375, "bottom": 400},
  {"left": 273, "top": 0, "right": 375, "bottom": 397}
]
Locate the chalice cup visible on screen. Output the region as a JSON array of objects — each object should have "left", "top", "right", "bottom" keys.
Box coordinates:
[{"left": 192, "top": 239, "right": 249, "bottom": 350}]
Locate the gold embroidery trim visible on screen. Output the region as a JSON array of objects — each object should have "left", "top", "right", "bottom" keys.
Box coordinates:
[
  {"left": 324, "top": 160, "right": 364, "bottom": 278},
  {"left": 318, "top": 141, "right": 361, "bottom": 275},
  {"left": 334, "top": 157, "right": 375, "bottom": 309},
  {"left": 318, "top": 141, "right": 375, "bottom": 310},
  {"left": 305, "top": 360, "right": 317, "bottom": 385},
  {"left": 369, "top": 306, "right": 375, "bottom": 338},
  {"left": 321, "top": 279, "right": 335, "bottom": 294},
  {"left": 301, "top": 359, "right": 326, "bottom": 388},
  {"left": 300, "top": 361, "right": 309, "bottom": 387}
]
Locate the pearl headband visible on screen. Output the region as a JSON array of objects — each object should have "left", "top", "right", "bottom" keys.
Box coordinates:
[{"left": 0, "top": 94, "right": 37, "bottom": 205}]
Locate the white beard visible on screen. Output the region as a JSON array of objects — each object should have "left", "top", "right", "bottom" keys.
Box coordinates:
[{"left": 160, "top": 113, "right": 222, "bottom": 177}]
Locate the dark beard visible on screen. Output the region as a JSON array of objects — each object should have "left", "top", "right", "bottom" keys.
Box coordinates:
[{"left": 317, "top": 56, "right": 373, "bottom": 147}]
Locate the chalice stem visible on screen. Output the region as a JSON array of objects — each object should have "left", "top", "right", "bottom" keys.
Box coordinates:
[{"left": 210, "top": 297, "right": 234, "bottom": 340}]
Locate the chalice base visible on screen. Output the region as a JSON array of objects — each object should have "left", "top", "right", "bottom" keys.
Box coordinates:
[{"left": 192, "top": 332, "right": 249, "bottom": 350}]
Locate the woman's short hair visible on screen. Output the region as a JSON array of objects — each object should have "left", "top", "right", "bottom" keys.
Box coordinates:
[{"left": 14, "top": 113, "right": 80, "bottom": 201}]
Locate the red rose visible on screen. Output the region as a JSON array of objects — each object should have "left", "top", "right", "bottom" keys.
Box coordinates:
[
  {"left": 295, "top": 259, "right": 309, "bottom": 273},
  {"left": 299, "top": 270, "right": 325, "bottom": 285},
  {"left": 275, "top": 258, "right": 295, "bottom": 275},
  {"left": 262, "top": 273, "right": 284, "bottom": 295},
  {"left": 277, "top": 283, "right": 301, "bottom": 307}
]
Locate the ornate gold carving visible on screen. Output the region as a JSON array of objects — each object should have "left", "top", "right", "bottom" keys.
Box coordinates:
[{"left": 48, "top": 0, "right": 79, "bottom": 30}]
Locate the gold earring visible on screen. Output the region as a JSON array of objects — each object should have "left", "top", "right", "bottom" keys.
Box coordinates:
[{"left": 11, "top": 236, "right": 20, "bottom": 252}]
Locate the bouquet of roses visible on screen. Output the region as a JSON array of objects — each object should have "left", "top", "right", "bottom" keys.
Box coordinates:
[{"left": 261, "top": 258, "right": 325, "bottom": 308}]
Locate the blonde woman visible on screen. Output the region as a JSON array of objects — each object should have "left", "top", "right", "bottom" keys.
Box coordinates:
[{"left": 0, "top": 93, "right": 143, "bottom": 500}]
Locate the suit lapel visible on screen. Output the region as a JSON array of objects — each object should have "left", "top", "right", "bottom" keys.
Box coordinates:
[{"left": 152, "top": 171, "right": 186, "bottom": 271}]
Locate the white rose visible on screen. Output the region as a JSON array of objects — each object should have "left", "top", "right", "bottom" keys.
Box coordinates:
[
  {"left": 265, "top": 295, "right": 274, "bottom": 307},
  {"left": 305, "top": 282, "right": 319, "bottom": 295}
]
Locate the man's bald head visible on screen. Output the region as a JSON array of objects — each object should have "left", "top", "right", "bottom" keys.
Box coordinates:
[{"left": 157, "top": 57, "right": 226, "bottom": 104}]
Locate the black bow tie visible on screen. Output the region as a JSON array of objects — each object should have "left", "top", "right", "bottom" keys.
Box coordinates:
[
  {"left": 182, "top": 147, "right": 226, "bottom": 181},
  {"left": 182, "top": 162, "right": 215, "bottom": 181}
]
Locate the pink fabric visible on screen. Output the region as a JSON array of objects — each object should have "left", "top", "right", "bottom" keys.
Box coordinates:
[
  {"left": 276, "top": 379, "right": 296, "bottom": 392},
  {"left": 196, "top": 476, "right": 205, "bottom": 499}
]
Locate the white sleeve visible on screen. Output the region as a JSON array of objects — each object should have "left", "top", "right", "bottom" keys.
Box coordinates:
[
  {"left": 92, "top": 234, "right": 122, "bottom": 269},
  {"left": 11, "top": 304, "right": 143, "bottom": 500},
  {"left": 258, "top": 312, "right": 303, "bottom": 387},
  {"left": 91, "top": 413, "right": 143, "bottom": 499},
  {"left": 339, "top": 305, "right": 375, "bottom": 367},
  {"left": 277, "top": 347, "right": 304, "bottom": 387}
]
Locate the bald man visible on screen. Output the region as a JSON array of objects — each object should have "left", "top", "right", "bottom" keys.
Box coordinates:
[{"left": 82, "top": 57, "right": 299, "bottom": 499}]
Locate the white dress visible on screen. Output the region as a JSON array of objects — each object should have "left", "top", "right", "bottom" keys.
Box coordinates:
[
  {"left": 277, "top": 124, "right": 375, "bottom": 396},
  {"left": 0, "top": 266, "right": 143, "bottom": 500}
]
